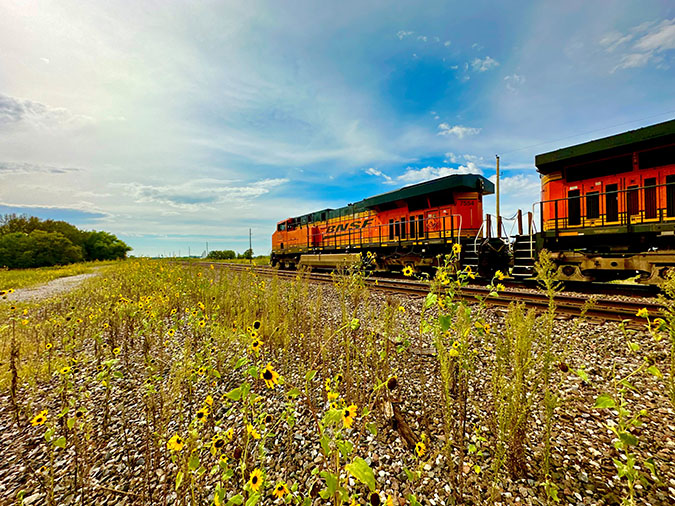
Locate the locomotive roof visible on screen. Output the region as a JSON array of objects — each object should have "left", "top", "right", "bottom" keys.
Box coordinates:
[
  {"left": 536, "top": 118, "right": 675, "bottom": 173},
  {"left": 357, "top": 173, "right": 493, "bottom": 210},
  {"left": 281, "top": 173, "right": 492, "bottom": 225}
]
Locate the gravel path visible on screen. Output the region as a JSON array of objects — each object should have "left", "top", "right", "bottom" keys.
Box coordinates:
[{"left": 1, "top": 272, "right": 100, "bottom": 303}]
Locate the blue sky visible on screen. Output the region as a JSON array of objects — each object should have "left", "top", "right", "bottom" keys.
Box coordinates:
[{"left": 1, "top": 1, "right": 674, "bottom": 256}]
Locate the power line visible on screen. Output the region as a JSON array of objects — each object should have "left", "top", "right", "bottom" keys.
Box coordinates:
[{"left": 500, "top": 110, "right": 675, "bottom": 156}]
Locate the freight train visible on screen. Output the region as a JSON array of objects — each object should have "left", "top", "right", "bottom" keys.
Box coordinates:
[{"left": 271, "top": 118, "right": 675, "bottom": 284}]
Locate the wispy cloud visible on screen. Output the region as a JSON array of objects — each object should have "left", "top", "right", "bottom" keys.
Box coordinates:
[
  {"left": 396, "top": 30, "right": 414, "bottom": 40},
  {"left": 395, "top": 163, "right": 482, "bottom": 184},
  {"left": 604, "top": 18, "right": 675, "bottom": 71},
  {"left": 437, "top": 123, "right": 481, "bottom": 138},
  {"left": 0, "top": 161, "right": 81, "bottom": 174},
  {"left": 504, "top": 73, "right": 525, "bottom": 91},
  {"left": 470, "top": 56, "right": 499, "bottom": 72},
  {"left": 364, "top": 167, "right": 392, "bottom": 182},
  {"left": 0, "top": 93, "right": 92, "bottom": 129}
]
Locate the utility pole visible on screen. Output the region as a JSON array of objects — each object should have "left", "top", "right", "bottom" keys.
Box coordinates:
[
  {"left": 188, "top": 246, "right": 191, "bottom": 258},
  {"left": 206, "top": 241, "right": 209, "bottom": 255},
  {"left": 495, "top": 155, "right": 500, "bottom": 238},
  {"left": 249, "top": 228, "right": 252, "bottom": 265}
]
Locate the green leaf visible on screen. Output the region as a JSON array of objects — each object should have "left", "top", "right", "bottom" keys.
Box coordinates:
[
  {"left": 574, "top": 368, "right": 589, "bottom": 382},
  {"left": 366, "top": 422, "right": 378, "bottom": 436},
  {"left": 225, "top": 493, "right": 244, "bottom": 506},
  {"left": 647, "top": 365, "right": 663, "bottom": 378},
  {"left": 336, "top": 440, "right": 353, "bottom": 458},
  {"left": 244, "top": 493, "right": 260, "bottom": 506},
  {"left": 53, "top": 436, "right": 67, "bottom": 448},
  {"left": 408, "top": 495, "right": 422, "bottom": 506},
  {"left": 468, "top": 443, "right": 477, "bottom": 454},
  {"left": 287, "top": 387, "right": 302, "bottom": 398},
  {"left": 234, "top": 357, "right": 248, "bottom": 369},
  {"left": 188, "top": 453, "right": 200, "bottom": 471},
  {"left": 320, "top": 433, "right": 331, "bottom": 456},
  {"left": 247, "top": 366, "right": 259, "bottom": 378},
  {"left": 618, "top": 431, "right": 638, "bottom": 447},
  {"left": 438, "top": 314, "right": 452, "bottom": 332},
  {"left": 320, "top": 471, "right": 338, "bottom": 495},
  {"left": 346, "top": 457, "right": 376, "bottom": 492},
  {"left": 350, "top": 318, "right": 360, "bottom": 331},
  {"left": 224, "top": 387, "right": 242, "bottom": 401},
  {"left": 67, "top": 417, "right": 75, "bottom": 430},
  {"left": 175, "top": 471, "right": 184, "bottom": 491},
  {"left": 305, "top": 370, "right": 317, "bottom": 382},
  {"left": 424, "top": 293, "right": 437, "bottom": 309},
  {"left": 628, "top": 341, "right": 640, "bottom": 352},
  {"left": 593, "top": 394, "right": 615, "bottom": 409}
]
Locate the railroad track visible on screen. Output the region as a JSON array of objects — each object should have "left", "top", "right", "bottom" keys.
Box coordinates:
[{"left": 192, "top": 262, "right": 665, "bottom": 325}]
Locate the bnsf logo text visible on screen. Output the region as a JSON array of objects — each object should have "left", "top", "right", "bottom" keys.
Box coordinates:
[{"left": 323, "top": 219, "right": 374, "bottom": 234}]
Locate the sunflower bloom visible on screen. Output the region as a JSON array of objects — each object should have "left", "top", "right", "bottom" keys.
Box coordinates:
[
  {"left": 495, "top": 270, "right": 505, "bottom": 281},
  {"left": 248, "top": 468, "right": 263, "bottom": 492},
  {"left": 196, "top": 407, "right": 209, "bottom": 423},
  {"left": 167, "top": 434, "right": 184, "bottom": 451},
  {"left": 205, "top": 395, "right": 213, "bottom": 406},
  {"left": 260, "top": 363, "right": 280, "bottom": 388},
  {"left": 415, "top": 441, "right": 426, "bottom": 457},
  {"left": 452, "top": 243, "right": 462, "bottom": 255},
  {"left": 250, "top": 339, "right": 263, "bottom": 354},
  {"left": 273, "top": 482, "right": 289, "bottom": 498},
  {"left": 247, "top": 423, "right": 261, "bottom": 440},
  {"left": 30, "top": 410, "right": 48, "bottom": 426},
  {"left": 342, "top": 404, "right": 357, "bottom": 428},
  {"left": 636, "top": 307, "right": 649, "bottom": 318},
  {"left": 402, "top": 265, "right": 414, "bottom": 277}
]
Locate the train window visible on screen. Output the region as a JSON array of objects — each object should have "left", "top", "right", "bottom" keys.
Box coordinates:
[
  {"left": 606, "top": 184, "right": 619, "bottom": 222},
  {"left": 644, "top": 178, "right": 657, "bottom": 219},
  {"left": 668, "top": 175, "right": 675, "bottom": 218},
  {"left": 389, "top": 219, "right": 394, "bottom": 240},
  {"left": 394, "top": 221, "right": 401, "bottom": 238},
  {"left": 586, "top": 192, "right": 600, "bottom": 219},
  {"left": 627, "top": 186, "right": 639, "bottom": 216},
  {"left": 277, "top": 223, "right": 286, "bottom": 231},
  {"left": 418, "top": 215, "right": 424, "bottom": 237},
  {"left": 410, "top": 218, "right": 416, "bottom": 238},
  {"left": 568, "top": 189, "right": 581, "bottom": 226},
  {"left": 401, "top": 220, "right": 406, "bottom": 239}
]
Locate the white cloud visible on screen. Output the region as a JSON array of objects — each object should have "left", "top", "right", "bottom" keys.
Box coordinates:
[
  {"left": 437, "top": 123, "right": 481, "bottom": 138},
  {"left": 396, "top": 30, "right": 414, "bottom": 40},
  {"left": 504, "top": 73, "right": 525, "bottom": 91},
  {"left": 606, "top": 18, "right": 675, "bottom": 71},
  {"left": 444, "top": 40, "right": 451, "bottom": 47},
  {"left": 470, "top": 56, "right": 499, "bottom": 72},
  {"left": 0, "top": 161, "right": 81, "bottom": 174},
  {"left": 0, "top": 93, "right": 93, "bottom": 129},
  {"left": 394, "top": 163, "right": 483, "bottom": 185},
  {"left": 364, "top": 167, "right": 392, "bottom": 181},
  {"left": 417, "top": 35, "right": 428, "bottom": 42}
]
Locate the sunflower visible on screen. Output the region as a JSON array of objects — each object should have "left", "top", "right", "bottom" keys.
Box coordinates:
[
  {"left": 248, "top": 468, "right": 263, "bottom": 492},
  {"left": 196, "top": 407, "right": 209, "bottom": 423},
  {"left": 452, "top": 243, "right": 462, "bottom": 255},
  {"left": 250, "top": 329, "right": 259, "bottom": 339},
  {"left": 45, "top": 343, "right": 53, "bottom": 350},
  {"left": 495, "top": 270, "right": 505, "bottom": 281},
  {"left": 205, "top": 395, "right": 214, "bottom": 406},
  {"left": 273, "top": 482, "right": 289, "bottom": 498},
  {"left": 168, "top": 329, "right": 176, "bottom": 337},
  {"left": 253, "top": 320, "right": 262, "bottom": 330},
  {"left": 636, "top": 307, "right": 649, "bottom": 318},
  {"left": 247, "top": 423, "right": 261, "bottom": 440},
  {"left": 386, "top": 376, "right": 398, "bottom": 391},
  {"left": 225, "top": 428, "right": 234, "bottom": 440},
  {"left": 211, "top": 436, "right": 225, "bottom": 452},
  {"left": 260, "top": 363, "right": 280, "bottom": 389},
  {"left": 415, "top": 441, "right": 426, "bottom": 457},
  {"left": 113, "top": 347, "right": 121, "bottom": 355},
  {"left": 369, "top": 492, "right": 382, "bottom": 506},
  {"left": 263, "top": 414, "right": 273, "bottom": 425},
  {"left": 402, "top": 265, "right": 414, "bottom": 277},
  {"left": 198, "top": 319, "right": 206, "bottom": 328},
  {"left": 60, "top": 366, "right": 72, "bottom": 375},
  {"left": 170, "top": 308, "right": 177, "bottom": 315},
  {"left": 167, "top": 434, "right": 184, "bottom": 451},
  {"left": 30, "top": 410, "right": 48, "bottom": 426},
  {"left": 250, "top": 339, "right": 263, "bottom": 354},
  {"left": 75, "top": 409, "right": 85, "bottom": 419},
  {"left": 342, "top": 404, "right": 358, "bottom": 428}
]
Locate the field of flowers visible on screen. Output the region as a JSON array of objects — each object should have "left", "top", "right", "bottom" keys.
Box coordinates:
[{"left": 0, "top": 255, "right": 673, "bottom": 506}]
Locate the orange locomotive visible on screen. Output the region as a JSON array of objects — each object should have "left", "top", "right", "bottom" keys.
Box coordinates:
[
  {"left": 271, "top": 174, "right": 508, "bottom": 275},
  {"left": 513, "top": 118, "right": 675, "bottom": 283}
]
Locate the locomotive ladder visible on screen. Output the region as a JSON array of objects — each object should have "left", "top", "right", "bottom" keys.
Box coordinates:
[{"left": 511, "top": 235, "right": 536, "bottom": 278}]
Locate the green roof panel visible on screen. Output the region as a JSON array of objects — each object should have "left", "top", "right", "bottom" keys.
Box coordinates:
[{"left": 536, "top": 119, "right": 675, "bottom": 170}]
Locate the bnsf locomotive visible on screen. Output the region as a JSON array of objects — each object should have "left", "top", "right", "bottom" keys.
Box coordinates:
[
  {"left": 272, "top": 118, "right": 675, "bottom": 284},
  {"left": 513, "top": 118, "right": 675, "bottom": 284},
  {"left": 271, "top": 174, "right": 510, "bottom": 277}
]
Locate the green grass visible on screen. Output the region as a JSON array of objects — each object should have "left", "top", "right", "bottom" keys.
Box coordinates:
[{"left": 0, "top": 261, "right": 116, "bottom": 291}]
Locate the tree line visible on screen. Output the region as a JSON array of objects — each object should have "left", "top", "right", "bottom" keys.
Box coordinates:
[
  {"left": 0, "top": 214, "right": 131, "bottom": 268},
  {"left": 206, "top": 248, "right": 253, "bottom": 260}
]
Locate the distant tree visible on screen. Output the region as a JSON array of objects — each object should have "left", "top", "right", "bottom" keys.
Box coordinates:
[
  {"left": 82, "top": 231, "right": 131, "bottom": 261},
  {"left": 238, "top": 248, "right": 253, "bottom": 260},
  {"left": 207, "top": 250, "right": 236, "bottom": 260},
  {"left": 0, "top": 230, "right": 83, "bottom": 268}
]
